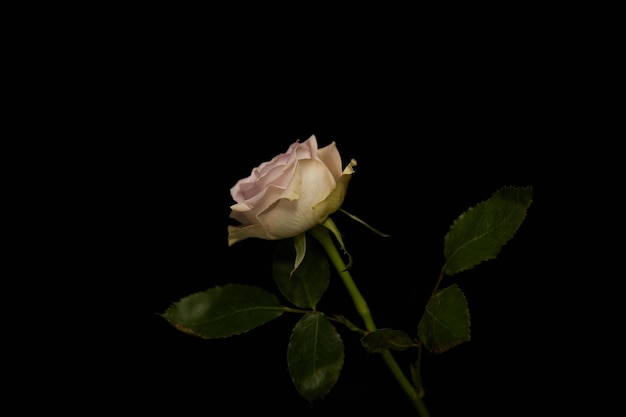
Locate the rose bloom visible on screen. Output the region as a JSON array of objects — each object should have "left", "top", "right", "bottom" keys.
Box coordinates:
[{"left": 228, "top": 135, "right": 356, "bottom": 246}]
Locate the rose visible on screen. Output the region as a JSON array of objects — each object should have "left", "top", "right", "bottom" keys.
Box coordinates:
[{"left": 228, "top": 135, "right": 357, "bottom": 246}]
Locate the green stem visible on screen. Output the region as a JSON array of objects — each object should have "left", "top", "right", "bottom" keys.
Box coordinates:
[
  {"left": 381, "top": 350, "right": 430, "bottom": 417},
  {"left": 309, "top": 224, "right": 431, "bottom": 416},
  {"left": 429, "top": 266, "right": 446, "bottom": 301}
]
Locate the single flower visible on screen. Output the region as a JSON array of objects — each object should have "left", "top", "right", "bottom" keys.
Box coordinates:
[{"left": 228, "top": 135, "right": 356, "bottom": 246}]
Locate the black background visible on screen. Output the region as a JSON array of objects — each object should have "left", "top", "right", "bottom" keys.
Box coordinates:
[
  {"left": 71, "top": 17, "right": 599, "bottom": 416},
  {"left": 112, "top": 107, "right": 556, "bottom": 414}
]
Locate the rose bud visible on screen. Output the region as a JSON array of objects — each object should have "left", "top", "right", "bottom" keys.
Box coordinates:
[{"left": 228, "top": 135, "right": 356, "bottom": 246}]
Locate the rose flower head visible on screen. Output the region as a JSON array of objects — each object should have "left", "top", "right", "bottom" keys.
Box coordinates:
[{"left": 228, "top": 135, "right": 356, "bottom": 246}]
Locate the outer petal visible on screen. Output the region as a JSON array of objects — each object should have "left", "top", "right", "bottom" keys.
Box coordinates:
[
  {"left": 257, "top": 159, "right": 336, "bottom": 239},
  {"left": 313, "top": 158, "right": 357, "bottom": 222},
  {"left": 227, "top": 223, "right": 271, "bottom": 246},
  {"left": 316, "top": 140, "right": 343, "bottom": 180}
]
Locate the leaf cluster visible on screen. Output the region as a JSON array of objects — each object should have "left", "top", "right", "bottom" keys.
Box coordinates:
[{"left": 160, "top": 186, "right": 533, "bottom": 404}]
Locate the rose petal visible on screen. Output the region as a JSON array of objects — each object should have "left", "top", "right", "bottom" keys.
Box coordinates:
[
  {"left": 227, "top": 223, "right": 271, "bottom": 246},
  {"left": 257, "top": 159, "right": 336, "bottom": 239},
  {"left": 316, "top": 141, "right": 343, "bottom": 180},
  {"left": 313, "top": 158, "right": 356, "bottom": 221},
  {"left": 296, "top": 135, "right": 318, "bottom": 159},
  {"left": 229, "top": 183, "right": 291, "bottom": 226}
]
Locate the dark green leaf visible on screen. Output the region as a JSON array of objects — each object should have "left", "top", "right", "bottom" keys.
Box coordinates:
[
  {"left": 273, "top": 236, "right": 330, "bottom": 308},
  {"left": 288, "top": 313, "right": 344, "bottom": 403},
  {"left": 417, "top": 284, "right": 470, "bottom": 353},
  {"left": 160, "top": 284, "right": 284, "bottom": 338},
  {"left": 444, "top": 186, "right": 533, "bottom": 275},
  {"left": 361, "top": 328, "right": 417, "bottom": 353}
]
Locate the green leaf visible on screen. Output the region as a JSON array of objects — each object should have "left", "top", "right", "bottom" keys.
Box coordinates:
[
  {"left": 443, "top": 185, "right": 533, "bottom": 275},
  {"left": 361, "top": 328, "right": 418, "bottom": 353},
  {"left": 288, "top": 313, "right": 344, "bottom": 403},
  {"left": 417, "top": 284, "right": 470, "bottom": 353},
  {"left": 160, "top": 284, "right": 285, "bottom": 338},
  {"left": 273, "top": 236, "right": 330, "bottom": 308}
]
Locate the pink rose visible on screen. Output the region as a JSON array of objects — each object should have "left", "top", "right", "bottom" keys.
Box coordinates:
[{"left": 228, "top": 135, "right": 356, "bottom": 246}]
